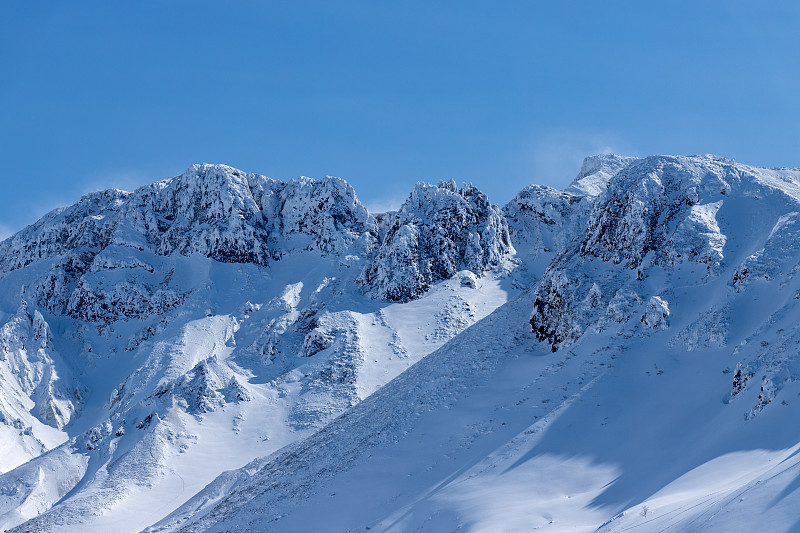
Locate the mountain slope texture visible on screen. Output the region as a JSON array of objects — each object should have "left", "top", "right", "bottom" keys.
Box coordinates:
[{"left": 2, "top": 154, "right": 800, "bottom": 532}]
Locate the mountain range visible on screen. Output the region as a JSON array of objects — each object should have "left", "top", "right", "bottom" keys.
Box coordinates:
[{"left": 2, "top": 154, "right": 800, "bottom": 532}]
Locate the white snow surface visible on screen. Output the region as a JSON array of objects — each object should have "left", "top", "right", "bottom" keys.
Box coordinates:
[{"left": 3, "top": 155, "right": 800, "bottom": 532}]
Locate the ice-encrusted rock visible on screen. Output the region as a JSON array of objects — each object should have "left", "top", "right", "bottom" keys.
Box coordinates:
[
  {"left": 131, "top": 165, "right": 375, "bottom": 262},
  {"left": 605, "top": 288, "right": 642, "bottom": 323},
  {"left": 361, "top": 180, "right": 513, "bottom": 301},
  {"left": 0, "top": 189, "right": 127, "bottom": 274},
  {"left": 1, "top": 166, "right": 512, "bottom": 325},
  {"left": 0, "top": 165, "right": 382, "bottom": 324},
  {"left": 581, "top": 156, "right": 737, "bottom": 269},
  {"left": 118, "top": 164, "right": 275, "bottom": 264},
  {"left": 0, "top": 164, "right": 375, "bottom": 273},
  {"left": 65, "top": 276, "right": 185, "bottom": 323},
  {"left": 729, "top": 363, "right": 753, "bottom": 400},
  {"left": 276, "top": 176, "right": 376, "bottom": 256},
  {"left": 529, "top": 270, "right": 583, "bottom": 351}
]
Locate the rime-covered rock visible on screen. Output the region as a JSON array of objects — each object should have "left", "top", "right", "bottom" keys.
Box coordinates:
[
  {"left": 578, "top": 155, "right": 796, "bottom": 270},
  {"left": 361, "top": 180, "right": 513, "bottom": 301},
  {"left": 529, "top": 270, "right": 583, "bottom": 351},
  {"left": 48, "top": 164, "right": 370, "bottom": 268},
  {"left": 0, "top": 165, "right": 381, "bottom": 324},
  {"left": 604, "top": 288, "right": 642, "bottom": 323},
  {"left": 530, "top": 154, "right": 800, "bottom": 351},
  {"left": 275, "top": 176, "right": 376, "bottom": 256}
]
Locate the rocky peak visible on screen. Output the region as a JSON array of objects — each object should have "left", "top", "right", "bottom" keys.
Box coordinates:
[
  {"left": 360, "top": 180, "right": 512, "bottom": 302},
  {"left": 0, "top": 189, "right": 129, "bottom": 274},
  {"left": 276, "top": 175, "right": 375, "bottom": 256},
  {"left": 503, "top": 154, "right": 637, "bottom": 270},
  {"left": 0, "top": 165, "right": 381, "bottom": 280},
  {"left": 120, "top": 163, "right": 275, "bottom": 265},
  {"left": 503, "top": 185, "right": 578, "bottom": 267},
  {"left": 531, "top": 154, "right": 800, "bottom": 351}
]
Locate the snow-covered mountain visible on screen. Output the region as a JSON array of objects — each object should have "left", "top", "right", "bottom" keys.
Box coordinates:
[
  {"left": 3, "top": 155, "right": 800, "bottom": 532},
  {"left": 0, "top": 164, "right": 514, "bottom": 532}
]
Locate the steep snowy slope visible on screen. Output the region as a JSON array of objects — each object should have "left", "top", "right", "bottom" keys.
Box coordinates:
[
  {"left": 0, "top": 166, "right": 515, "bottom": 532},
  {"left": 145, "top": 155, "right": 800, "bottom": 533}
]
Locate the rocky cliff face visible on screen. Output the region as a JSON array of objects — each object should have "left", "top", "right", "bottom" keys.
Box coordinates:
[{"left": 580, "top": 155, "right": 738, "bottom": 270}]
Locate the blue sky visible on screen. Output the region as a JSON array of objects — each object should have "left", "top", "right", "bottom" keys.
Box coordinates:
[{"left": 1, "top": 1, "right": 799, "bottom": 238}]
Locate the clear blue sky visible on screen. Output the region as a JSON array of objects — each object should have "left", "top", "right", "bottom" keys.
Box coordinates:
[{"left": 2, "top": 1, "right": 799, "bottom": 238}]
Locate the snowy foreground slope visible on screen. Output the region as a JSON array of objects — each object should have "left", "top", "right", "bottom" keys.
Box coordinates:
[{"left": 3, "top": 155, "right": 800, "bottom": 532}]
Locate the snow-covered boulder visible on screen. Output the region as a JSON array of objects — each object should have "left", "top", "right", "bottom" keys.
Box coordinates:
[
  {"left": 641, "top": 295, "right": 669, "bottom": 329},
  {"left": 460, "top": 271, "right": 477, "bottom": 288}
]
